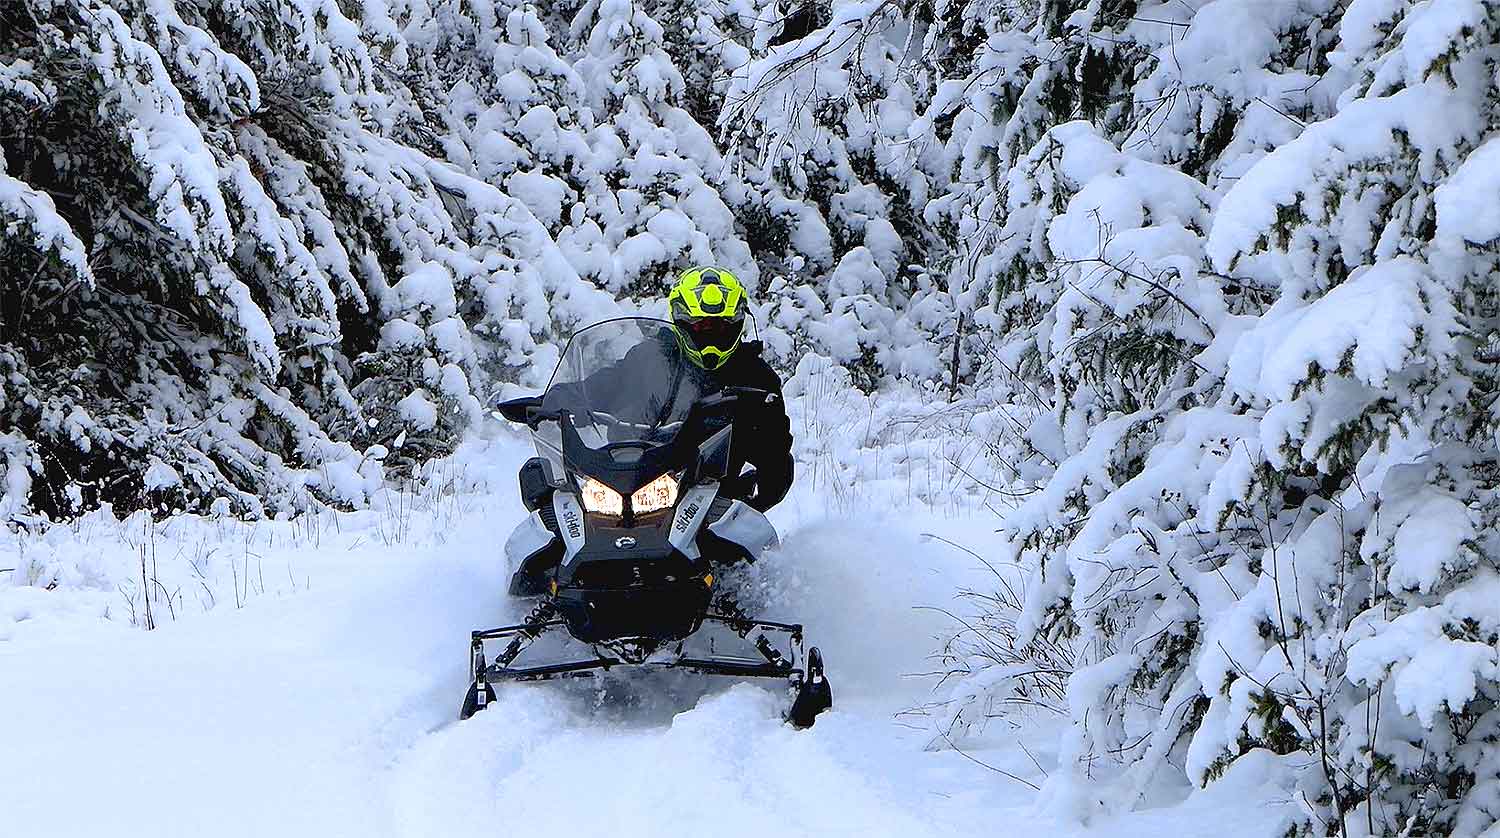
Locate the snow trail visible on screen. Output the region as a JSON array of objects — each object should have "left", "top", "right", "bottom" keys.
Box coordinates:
[{"left": 387, "top": 502, "right": 1036, "bottom": 838}]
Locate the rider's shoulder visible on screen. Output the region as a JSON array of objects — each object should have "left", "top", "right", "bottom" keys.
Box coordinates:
[
  {"left": 737, "top": 340, "right": 777, "bottom": 374},
  {"left": 735, "top": 341, "right": 784, "bottom": 390}
]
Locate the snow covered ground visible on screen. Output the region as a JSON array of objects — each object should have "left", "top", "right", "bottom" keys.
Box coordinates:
[{"left": 1, "top": 430, "right": 1296, "bottom": 838}]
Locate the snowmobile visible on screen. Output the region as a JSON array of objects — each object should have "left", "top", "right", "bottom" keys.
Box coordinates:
[{"left": 461, "top": 317, "right": 832, "bottom": 728}]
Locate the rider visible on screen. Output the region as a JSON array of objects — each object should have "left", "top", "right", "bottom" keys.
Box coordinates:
[
  {"left": 662, "top": 266, "right": 794, "bottom": 512},
  {"left": 504, "top": 267, "right": 794, "bottom": 595}
]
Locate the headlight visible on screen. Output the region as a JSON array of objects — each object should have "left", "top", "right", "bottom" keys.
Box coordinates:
[
  {"left": 579, "top": 478, "right": 623, "bottom": 516},
  {"left": 631, "top": 473, "right": 679, "bottom": 514}
]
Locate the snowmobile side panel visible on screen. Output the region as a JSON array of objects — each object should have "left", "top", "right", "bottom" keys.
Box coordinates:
[
  {"left": 504, "top": 510, "right": 556, "bottom": 565},
  {"left": 552, "top": 491, "right": 587, "bottom": 566},
  {"left": 668, "top": 482, "right": 720, "bottom": 559},
  {"left": 706, "top": 500, "right": 779, "bottom": 555}
]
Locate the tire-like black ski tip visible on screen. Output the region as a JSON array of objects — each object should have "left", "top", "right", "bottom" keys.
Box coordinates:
[
  {"left": 787, "top": 647, "right": 832, "bottom": 729},
  {"left": 460, "top": 682, "right": 497, "bottom": 720}
]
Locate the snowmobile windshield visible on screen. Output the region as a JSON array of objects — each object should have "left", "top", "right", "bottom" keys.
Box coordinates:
[{"left": 537, "top": 317, "right": 711, "bottom": 493}]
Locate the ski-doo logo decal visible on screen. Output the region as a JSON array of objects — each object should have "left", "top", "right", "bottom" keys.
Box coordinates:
[
  {"left": 668, "top": 483, "right": 719, "bottom": 559},
  {"left": 675, "top": 501, "right": 701, "bottom": 532},
  {"left": 553, "top": 492, "right": 587, "bottom": 565},
  {"left": 615, "top": 536, "right": 636, "bottom": 549}
]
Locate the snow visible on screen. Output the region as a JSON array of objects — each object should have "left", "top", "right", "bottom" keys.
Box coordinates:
[
  {"left": 1225, "top": 257, "right": 1434, "bottom": 401},
  {"left": 1436, "top": 137, "right": 1500, "bottom": 246},
  {"left": 397, "top": 390, "right": 440, "bottom": 431},
  {"left": 142, "top": 459, "right": 183, "bottom": 491},
  {"left": 394, "top": 261, "right": 459, "bottom": 321},
  {"left": 505, "top": 168, "right": 569, "bottom": 227},
  {"left": 0, "top": 432, "right": 33, "bottom": 524},
  {"left": 0, "top": 429, "right": 1293, "bottom": 838},
  {"left": 1347, "top": 606, "right": 1500, "bottom": 728},
  {"left": 1384, "top": 487, "right": 1476, "bottom": 595},
  {"left": 0, "top": 169, "right": 94, "bottom": 287},
  {"left": 1334, "top": 0, "right": 1409, "bottom": 66},
  {"left": 1394, "top": 0, "right": 1489, "bottom": 85},
  {"left": 1207, "top": 84, "right": 1481, "bottom": 278}
]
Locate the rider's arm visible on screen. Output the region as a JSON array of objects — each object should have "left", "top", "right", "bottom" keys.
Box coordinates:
[{"left": 742, "top": 361, "right": 794, "bottom": 512}]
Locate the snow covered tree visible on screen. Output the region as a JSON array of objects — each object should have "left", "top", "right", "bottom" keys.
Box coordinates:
[
  {"left": 928, "top": 1, "right": 1500, "bottom": 835},
  {"left": 0, "top": 0, "right": 379, "bottom": 519},
  {"left": 1189, "top": 3, "right": 1500, "bottom": 832},
  {"left": 0, "top": 0, "right": 607, "bottom": 520},
  {"left": 716, "top": 0, "right": 955, "bottom": 386},
  {"left": 560, "top": 0, "right": 759, "bottom": 297}
]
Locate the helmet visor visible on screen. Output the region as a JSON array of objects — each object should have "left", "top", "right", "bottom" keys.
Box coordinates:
[{"left": 680, "top": 316, "right": 743, "bottom": 352}]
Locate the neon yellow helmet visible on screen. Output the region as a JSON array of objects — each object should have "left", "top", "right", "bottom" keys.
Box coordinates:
[{"left": 668, "top": 266, "right": 748, "bottom": 370}]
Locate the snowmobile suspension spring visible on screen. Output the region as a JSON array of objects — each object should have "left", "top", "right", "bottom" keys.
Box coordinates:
[
  {"left": 520, "top": 599, "right": 557, "bottom": 635},
  {"left": 498, "top": 600, "right": 558, "bottom": 665},
  {"left": 711, "top": 594, "right": 756, "bottom": 638}
]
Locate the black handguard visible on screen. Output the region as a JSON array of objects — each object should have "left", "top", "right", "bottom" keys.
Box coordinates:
[{"left": 493, "top": 395, "right": 543, "bottom": 424}]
